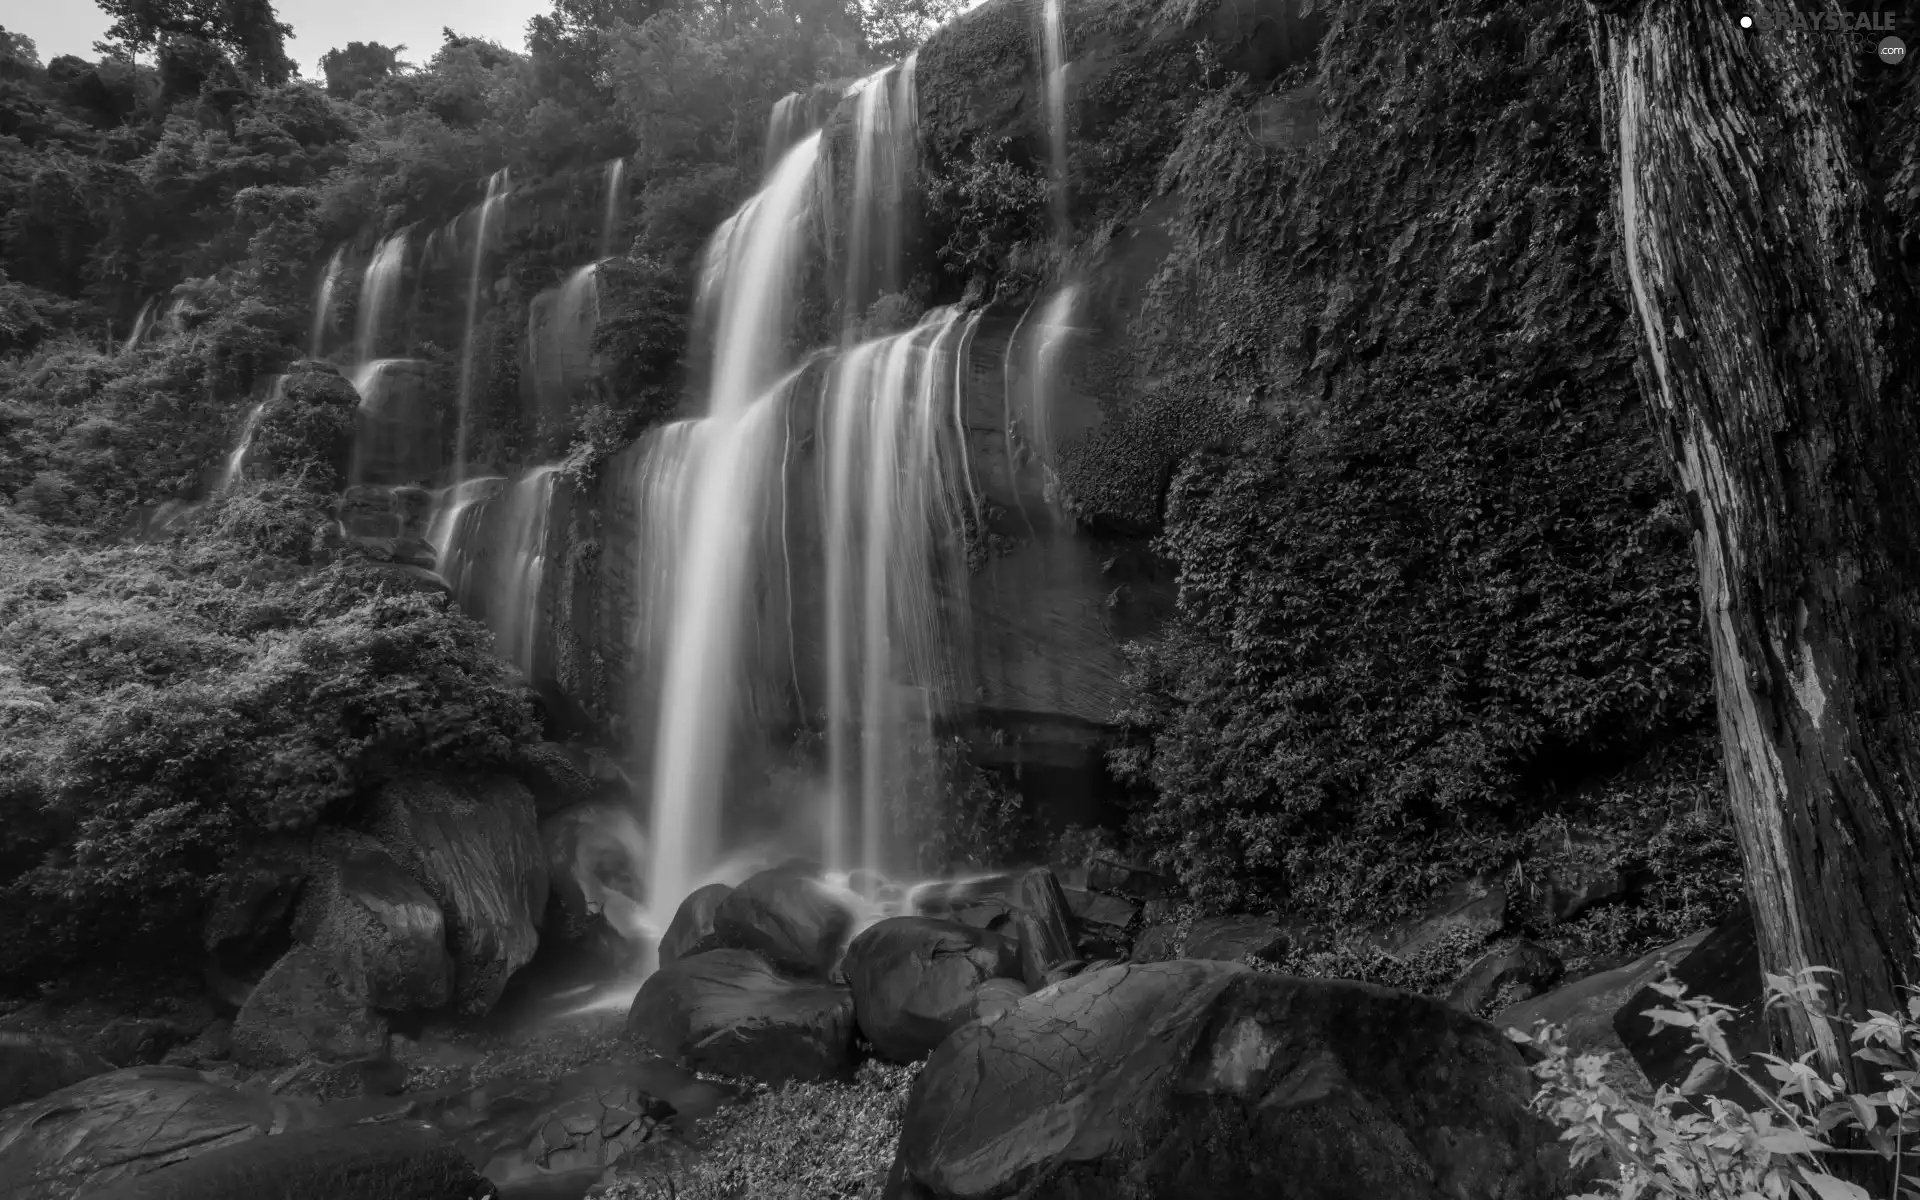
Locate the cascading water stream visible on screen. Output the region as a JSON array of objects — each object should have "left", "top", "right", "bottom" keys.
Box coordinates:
[
  {"left": 1041, "top": 0, "right": 1070, "bottom": 234},
  {"left": 310, "top": 247, "right": 346, "bottom": 359},
  {"left": 218, "top": 380, "right": 280, "bottom": 492},
  {"left": 529, "top": 264, "right": 601, "bottom": 414},
  {"left": 842, "top": 57, "right": 919, "bottom": 334},
  {"left": 355, "top": 232, "right": 408, "bottom": 369},
  {"left": 122, "top": 297, "right": 159, "bottom": 354},
  {"left": 600, "top": 158, "right": 627, "bottom": 261},
  {"left": 438, "top": 466, "right": 558, "bottom": 677},
  {"left": 456, "top": 169, "right": 512, "bottom": 483},
  {"left": 765, "top": 93, "right": 802, "bottom": 175},
  {"left": 642, "top": 134, "right": 824, "bottom": 924}
]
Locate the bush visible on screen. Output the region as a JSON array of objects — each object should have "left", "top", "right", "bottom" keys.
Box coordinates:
[
  {"left": 1523, "top": 968, "right": 1920, "bottom": 1200},
  {"left": 607, "top": 1060, "right": 920, "bottom": 1200}
]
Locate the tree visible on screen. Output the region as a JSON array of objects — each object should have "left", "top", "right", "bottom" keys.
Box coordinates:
[
  {"left": 319, "top": 41, "right": 408, "bottom": 99},
  {"left": 96, "top": 0, "right": 296, "bottom": 85},
  {"left": 858, "top": 0, "right": 967, "bottom": 61},
  {"left": 1585, "top": 0, "right": 1920, "bottom": 1092}
]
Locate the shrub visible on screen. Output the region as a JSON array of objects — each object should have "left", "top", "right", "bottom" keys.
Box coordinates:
[
  {"left": 1523, "top": 968, "right": 1920, "bottom": 1200},
  {"left": 608, "top": 1060, "right": 920, "bottom": 1200}
]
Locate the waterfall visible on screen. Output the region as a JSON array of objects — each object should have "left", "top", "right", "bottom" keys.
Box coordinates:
[
  {"left": 528, "top": 264, "right": 601, "bottom": 415},
  {"left": 820, "top": 309, "right": 972, "bottom": 873},
  {"left": 218, "top": 391, "right": 273, "bottom": 492},
  {"left": 1041, "top": 0, "right": 1069, "bottom": 233},
  {"left": 354, "top": 232, "right": 408, "bottom": 368},
  {"left": 1025, "top": 284, "right": 1081, "bottom": 481},
  {"left": 842, "top": 58, "right": 918, "bottom": 333},
  {"left": 349, "top": 358, "right": 440, "bottom": 487},
  {"left": 439, "top": 466, "right": 558, "bottom": 677},
  {"left": 765, "top": 93, "right": 802, "bottom": 174},
  {"left": 456, "top": 169, "right": 512, "bottom": 482},
  {"left": 641, "top": 133, "right": 823, "bottom": 922},
  {"left": 600, "top": 158, "right": 627, "bottom": 261},
  {"left": 310, "top": 247, "right": 346, "bottom": 359},
  {"left": 122, "top": 297, "right": 158, "bottom": 354}
]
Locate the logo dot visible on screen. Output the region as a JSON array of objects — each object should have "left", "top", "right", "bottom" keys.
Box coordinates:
[
  {"left": 1739, "top": 14, "right": 1753, "bottom": 27},
  {"left": 1882, "top": 35, "right": 1908, "bottom": 65}
]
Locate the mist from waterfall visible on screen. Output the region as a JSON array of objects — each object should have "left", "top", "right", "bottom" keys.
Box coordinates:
[
  {"left": 456, "top": 169, "right": 512, "bottom": 482},
  {"left": 355, "top": 232, "right": 408, "bottom": 369}
]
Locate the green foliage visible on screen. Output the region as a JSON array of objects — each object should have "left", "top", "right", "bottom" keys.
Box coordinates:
[
  {"left": 0, "top": 502, "right": 538, "bottom": 978},
  {"left": 320, "top": 42, "right": 409, "bottom": 100},
  {"left": 97, "top": 0, "right": 297, "bottom": 86},
  {"left": 922, "top": 136, "right": 1049, "bottom": 285},
  {"left": 609, "top": 1060, "right": 920, "bottom": 1200},
  {"left": 1524, "top": 968, "right": 1920, "bottom": 1200}
]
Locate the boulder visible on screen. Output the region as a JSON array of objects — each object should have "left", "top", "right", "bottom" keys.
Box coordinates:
[
  {"left": 712, "top": 866, "right": 857, "bottom": 978},
  {"left": 512, "top": 742, "right": 604, "bottom": 817},
  {"left": 478, "top": 1073, "right": 669, "bottom": 1194},
  {"left": 970, "top": 978, "right": 1030, "bottom": 1023},
  {"left": 295, "top": 830, "right": 452, "bottom": 1012},
  {"left": 0, "top": 1032, "right": 112, "bottom": 1109},
  {"left": 1370, "top": 875, "right": 1508, "bottom": 958},
  {"left": 0, "top": 1066, "right": 317, "bottom": 1200},
  {"left": 83, "top": 1122, "right": 487, "bottom": 1200},
  {"left": 1129, "top": 925, "right": 1180, "bottom": 964},
  {"left": 540, "top": 803, "right": 648, "bottom": 960},
  {"left": 1614, "top": 905, "right": 1766, "bottom": 1103},
  {"left": 201, "top": 840, "right": 309, "bottom": 973},
  {"left": 659, "top": 883, "right": 732, "bottom": 968},
  {"left": 1183, "top": 915, "right": 1292, "bottom": 962},
  {"left": 1085, "top": 857, "right": 1170, "bottom": 900},
  {"left": 253, "top": 367, "right": 358, "bottom": 490},
  {"left": 88, "top": 1019, "right": 195, "bottom": 1069},
  {"left": 230, "top": 946, "right": 390, "bottom": 1069},
  {"left": 887, "top": 961, "right": 1567, "bottom": 1200},
  {"left": 1495, "top": 926, "right": 1709, "bottom": 1099},
  {"left": 1447, "top": 941, "right": 1564, "bottom": 1015},
  {"left": 626, "top": 949, "right": 856, "bottom": 1086},
  {"left": 371, "top": 774, "right": 551, "bottom": 1014},
  {"left": 1063, "top": 889, "right": 1139, "bottom": 937},
  {"left": 843, "top": 917, "right": 1022, "bottom": 1062}
]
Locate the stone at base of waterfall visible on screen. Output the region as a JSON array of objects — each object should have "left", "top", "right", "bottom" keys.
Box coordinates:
[
  {"left": 712, "top": 865, "right": 857, "bottom": 978},
  {"left": 540, "top": 803, "right": 647, "bottom": 965},
  {"left": 83, "top": 1122, "right": 486, "bottom": 1200},
  {"left": 1447, "top": 940, "right": 1563, "bottom": 1015},
  {"left": 370, "top": 774, "right": 550, "bottom": 1014},
  {"left": 843, "top": 917, "right": 1022, "bottom": 1063},
  {"left": 625, "top": 949, "right": 855, "bottom": 1086},
  {"left": 230, "top": 946, "right": 390, "bottom": 1069},
  {"left": 1614, "top": 905, "right": 1766, "bottom": 1105},
  {"left": 295, "top": 829, "right": 453, "bottom": 1012},
  {"left": 0, "top": 1066, "right": 319, "bottom": 1199},
  {"left": 885, "top": 961, "right": 1570, "bottom": 1200},
  {"left": 913, "top": 868, "right": 1079, "bottom": 990},
  {"left": 0, "top": 1032, "right": 113, "bottom": 1109},
  {"left": 1183, "top": 914, "right": 1294, "bottom": 962},
  {"left": 659, "top": 882, "right": 732, "bottom": 968}
]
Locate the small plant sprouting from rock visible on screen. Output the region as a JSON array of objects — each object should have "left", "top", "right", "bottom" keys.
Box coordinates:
[{"left": 1521, "top": 967, "right": 1920, "bottom": 1200}]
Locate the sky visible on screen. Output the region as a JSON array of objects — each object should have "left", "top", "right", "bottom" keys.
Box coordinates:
[{"left": 4, "top": 0, "right": 549, "bottom": 78}]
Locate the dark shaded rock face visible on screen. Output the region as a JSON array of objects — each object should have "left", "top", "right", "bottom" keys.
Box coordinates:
[
  {"left": 626, "top": 949, "right": 856, "bottom": 1086},
  {"left": 712, "top": 866, "right": 858, "bottom": 978},
  {"left": 251, "top": 363, "right": 359, "bottom": 491},
  {"left": 914, "top": 868, "right": 1081, "bottom": 990},
  {"left": 82, "top": 1122, "right": 486, "bottom": 1200},
  {"left": 1615, "top": 906, "right": 1765, "bottom": 1102},
  {"left": 230, "top": 945, "right": 389, "bottom": 1069},
  {"left": 295, "top": 830, "right": 452, "bottom": 1012},
  {"left": 370, "top": 774, "right": 550, "bottom": 1014},
  {"left": 659, "top": 882, "right": 733, "bottom": 968},
  {"left": 201, "top": 840, "right": 309, "bottom": 977},
  {"left": 843, "top": 917, "right": 1022, "bottom": 1062},
  {"left": 1183, "top": 915, "right": 1292, "bottom": 962},
  {"left": 0, "top": 1066, "right": 318, "bottom": 1200},
  {"left": 0, "top": 1032, "right": 112, "bottom": 1109},
  {"left": 1448, "top": 942, "right": 1564, "bottom": 1016},
  {"left": 887, "top": 961, "right": 1566, "bottom": 1200}
]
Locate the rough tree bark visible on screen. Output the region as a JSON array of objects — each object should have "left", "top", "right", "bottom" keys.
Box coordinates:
[{"left": 1584, "top": 0, "right": 1920, "bottom": 1084}]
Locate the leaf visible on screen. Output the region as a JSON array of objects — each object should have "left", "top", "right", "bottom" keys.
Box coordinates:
[
  {"left": 1759, "top": 1130, "right": 1830, "bottom": 1155},
  {"left": 1680, "top": 1058, "right": 1729, "bottom": 1096},
  {"left": 1797, "top": 1174, "right": 1871, "bottom": 1200}
]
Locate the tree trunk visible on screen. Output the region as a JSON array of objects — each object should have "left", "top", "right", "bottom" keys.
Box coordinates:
[{"left": 1585, "top": 0, "right": 1920, "bottom": 1086}]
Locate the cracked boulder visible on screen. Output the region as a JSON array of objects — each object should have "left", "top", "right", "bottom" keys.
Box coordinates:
[
  {"left": 626, "top": 949, "right": 856, "bottom": 1085},
  {"left": 81, "top": 1122, "right": 487, "bottom": 1200},
  {"left": 0, "top": 1066, "right": 319, "bottom": 1200},
  {"left": 0, "top": 1033, "right": 112, "bottom": 1109},
  {"left": 712, "top": 865, "right": 857, "bottom": 978},
  {"left": 370, "top": 774, "right": 550, "bottom": 1014},
  {"left": 843, "top": 917, "right": 1023, "bottom": 1062},
  {"left": 230, "top": 946, "right": 390, "bottom": 1069},
  {"left": 886, "top": 961, "right": 1567, "bottom": 1200}
]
